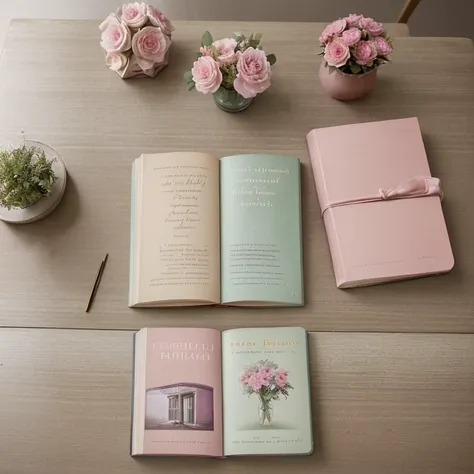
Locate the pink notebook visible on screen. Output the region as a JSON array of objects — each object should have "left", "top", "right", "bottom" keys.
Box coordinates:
[{"left": 306, "top": 117, "right": 454, "bottom": 288}]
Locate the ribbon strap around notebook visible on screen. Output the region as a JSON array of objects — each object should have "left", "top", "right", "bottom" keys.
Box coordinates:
[{"left": 321, "top": 176, "right": 443, "bottom": 217}]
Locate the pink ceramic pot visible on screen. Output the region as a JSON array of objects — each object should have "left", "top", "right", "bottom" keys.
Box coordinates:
[{"left": 318, "top": 61, "right": 377, "bottom": 101}]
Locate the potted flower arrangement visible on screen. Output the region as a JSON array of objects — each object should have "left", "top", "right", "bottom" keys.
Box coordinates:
[
  {"left": 240, "top": 360, "right": 293, "bottom": 425},
  {"left": 184, "top": 31, "right": 277, "bottom": 113},
  {"left": 99, "top": 2, "right": 174, "bottom": 79},
  {"left": 319, "top": 14, "right": 393, "bottom": 100},
  {"left": 0, "top": 140, "right": 67, "bottom": 224}
]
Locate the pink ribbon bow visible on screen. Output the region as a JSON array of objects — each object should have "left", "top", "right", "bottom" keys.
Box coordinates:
[{"left": 321, "top": 176, "right": 443, "bottom": 216}]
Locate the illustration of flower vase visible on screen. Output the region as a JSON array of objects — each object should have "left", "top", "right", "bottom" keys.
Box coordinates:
[{"left": 240, "top": 360, "right": 293, "bottom": 426}]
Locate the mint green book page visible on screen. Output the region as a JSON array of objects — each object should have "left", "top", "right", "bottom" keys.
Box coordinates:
[
  {"left": 219, "top": 155, "right": 303, "bottom": 306},
  {"left": 222, "top": 327, "right": 313, "bottom": 456}
]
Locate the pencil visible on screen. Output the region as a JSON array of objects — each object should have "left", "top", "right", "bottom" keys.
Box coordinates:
[{"left": 85, "top": 253, "right": 109, "bottom": 312}]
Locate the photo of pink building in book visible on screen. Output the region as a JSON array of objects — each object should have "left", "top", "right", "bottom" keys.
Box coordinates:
[{"left": 145, "top": 383, "right": 214, "bottom": 431}]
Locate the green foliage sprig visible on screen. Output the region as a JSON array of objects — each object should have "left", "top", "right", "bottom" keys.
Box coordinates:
[{"left": 0, "top": 145, "right": 57, "bottom": 210}]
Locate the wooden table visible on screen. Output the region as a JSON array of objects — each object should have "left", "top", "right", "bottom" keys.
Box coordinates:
[{"left": 0, "top": 20, "right": 473, "bottom": 474}]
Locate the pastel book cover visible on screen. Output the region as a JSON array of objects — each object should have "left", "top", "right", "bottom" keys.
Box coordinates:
[
  {"left": 306, "top": 117, "right": 454, "bottom": 288},
  {"left": 129, "top": 152, "right": 303, "bottom": 307},
  {"left": 131, "top": 327, "right": 313, "bottom": 457}
]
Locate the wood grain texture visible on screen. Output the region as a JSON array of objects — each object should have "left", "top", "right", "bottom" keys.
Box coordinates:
[
  {"left": 0, "top": 21, "right": 473, "bottom": 333},
  {"left": 0, "top": 328, "right": 472, "bottom": 473}
]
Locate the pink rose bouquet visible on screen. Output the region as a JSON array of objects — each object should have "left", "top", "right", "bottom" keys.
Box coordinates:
[
  {"left": 185, "top": 31, "right": 277, "bottom": 112},
  {"left": 99, "top": 2, "right": 174, "bottom": 79},
  {"left": 320, "top": 14, "right": 393, "bottom": 75},
  {"left": 240, "top": 360, "right": 293, "bottom": 425}
]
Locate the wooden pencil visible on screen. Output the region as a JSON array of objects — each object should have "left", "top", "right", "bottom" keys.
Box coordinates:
[{"left": 85, "top": 253, "right": 108, "bottom": 312}]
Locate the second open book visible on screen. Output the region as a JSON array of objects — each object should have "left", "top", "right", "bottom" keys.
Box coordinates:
[
  {"left": 129, "top": 152, "right": 303, "bottom": 307},
  {"left": 131, "top": 326, "right": 313, "bottom": 457}
]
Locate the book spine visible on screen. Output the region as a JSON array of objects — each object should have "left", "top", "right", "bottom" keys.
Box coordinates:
[
  {"left": 128, "top": 160, "right": 137, "bottom": 307},
  {"left": 130, "top": 331, "right": 137, "bottom": 457}
]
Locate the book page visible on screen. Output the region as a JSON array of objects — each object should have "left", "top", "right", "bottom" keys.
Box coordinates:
[
  {"left": 219, "top": 155, "right": 303, "bottom": 306},
  {"left": 137, "top": 328, "right": 223, "bottom": 457},
  {"left": 132, "top": 152, "right": 220, "bottom": 306},
  {"left": 222, "top": 327, "right": 312, "bottom": 456}
]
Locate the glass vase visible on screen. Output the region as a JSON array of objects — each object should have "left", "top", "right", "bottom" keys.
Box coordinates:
[
  {"left": 212, "top": 87, "right": 253, "bottom": 113},
  {"left": 258, "top": 397, "right": 273, "bottom": 425}
]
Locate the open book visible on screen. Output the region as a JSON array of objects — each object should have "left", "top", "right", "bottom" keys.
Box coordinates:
[
  {"left": 129, "top": 152, "right": 303, "bottom": 307},
  {"left": 131, "top": 327, "right": 313, "bottom": 457}
]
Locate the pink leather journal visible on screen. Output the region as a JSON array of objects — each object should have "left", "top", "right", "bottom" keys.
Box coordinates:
[{"left": 306, "top": 117, "right": 454, "bottom": 288}]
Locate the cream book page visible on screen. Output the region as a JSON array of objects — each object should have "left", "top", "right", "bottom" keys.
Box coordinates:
[{"left": 130, "top": 152, "right": 220, "bottom": 306}]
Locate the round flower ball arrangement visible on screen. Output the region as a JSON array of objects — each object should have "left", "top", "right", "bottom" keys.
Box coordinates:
[
  {"left": 319, "top": 14, "right": 393, "bottom": 101},
  {"left": 184, "top": 31, "right": 277, "bottom": 113},
  {"left": 99, "top": 2, "right": 174, "bottom": 78},
  {"left": 0, "top": 139, "right": 67, "bottom": 224}
]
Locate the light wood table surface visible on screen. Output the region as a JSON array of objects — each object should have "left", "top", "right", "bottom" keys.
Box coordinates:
[
  {"left": 0, "top": 19, "right": 473, "bottom": 474},
  {"left": 0, "top": 328, "right": 472, "bottom": 474},
  {"left": 3, "top": 21, "right": 474, "bottom": 333}
]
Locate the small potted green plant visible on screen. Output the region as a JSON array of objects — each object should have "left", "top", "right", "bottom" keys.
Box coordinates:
[{"left": 0, "top": 140, "right": 67, "bottom": 224}]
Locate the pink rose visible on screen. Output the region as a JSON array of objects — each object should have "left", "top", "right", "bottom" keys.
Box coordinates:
[
  {"left": 344, "top": 14, "right": 363, "bottom": 26},
  {"left": 146, "top": 4, "right": 174, "bottom": 36},
  {"left": 342, "top": 27, "right": 362, "bottom": 46},
  {"left": 234, "top": 48, "right": 272, "bottom": 99},
  {"left": 359, "top": 17, "right": 384, "bottom": 36},
  {"left": 132, "top": 26, "right": 170, "bottom": 70},
  {"left": 374, "top": 36, "right": 393, "bottom": 55},
  {"left": 327, "top": 19, "right": 347, "bottom": 35},
  {"left": 319, "top": 25, "right": 333, "bottom": 44},
  {"left": 199, "top": 46, "right": 212, "bottom": 56},
  {"left": 99, "top": 14, "right": 132, "bottom": 53},
  {"left": 320, "top": 19, "right": 347, "bottom": 44},
  {"left": 119, "top": 2, "right": 147, "bottom": 28},
  {"left": 212, "top": 38, "right": 238, "bottom": 66},
  {"left": 324, "top": 39, "right": 350, "bottom": 68},
  {"left": 106, "top": 52, "right": 129, "bottom": 71},
  {"left": 353, "top": 40, "right": 378, "bottom": 65},
  {"left": 191, "top": 56, "right": 222, "bottom": 94}
]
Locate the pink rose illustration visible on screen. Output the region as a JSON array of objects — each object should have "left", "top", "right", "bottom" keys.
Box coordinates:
[
  {"left": 119, "top": 2, "right": 147, "bottom": 29},
  {"left": 212, "top": 38, "right": 238, "bottom": 66},
  {"left": 275, "top": 369, "right": 288, "bottom": 388},
  {"left": 234, "top": 48, "right": 272, "bottom": 99},
  {"left": 374, "top": 36, "right": 393, "bottom": 55},
  {"left": 239, "top": 370, "right": 252, "bottom": 383},
  {"left": 247, "top": 373, "right": 263, "bottom": 391},
  {"left": 132, "top": 26, "right": 170, "bottom": 70},
  {"left": 191, "top": 56, "right": 222, "bottom": 94},
  {"left": 342, "top": 27, "right": 362, "bottom": 46},
  {"left": 324, "top": 39, "right": 351, "bottom": 68},
  {"left": 353, "top": 40, "right": 378, "bottom": 65},
  {"left": 344, "top": 13, "right": 363, "bottom": 26},
  {"left": 146, "top": 4, "right": 174, "bottom": 36},
  {"left": 99, "top": 14, "right": 132, "bottom": 53},
  {"left": 105, "top": 52, "right": 129, "bottom": 71},
  {"left": 359, "top": 17, "right": 384, "bottom": 36}
]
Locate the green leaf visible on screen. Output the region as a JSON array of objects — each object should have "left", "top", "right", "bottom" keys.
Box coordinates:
[
  {"left": 187, "top": 81, "right": 195, "bottom": 91},
  {"left": 196, "top": 52, "right": 202, "bottom": 59},
  {"left": 350, "top": 64, "right": 362, "bottom": 74},
  {"left": 201, "top": 31, "right": 213, "bottom": 47},
  {"left": 183, "top": 71, "right": 193, "bottom": 83},
  {"left": 328, "top": 65, "right": 338, "bottom": 75},
  {"left": 253, "top": 33, "right": 263, "bottom": 43},
  {"left": 266, "top": 53, "right": 277, "bottom": 66},
  {"left": 233, "top": 31, "right": 242, "bottom": 42}
]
